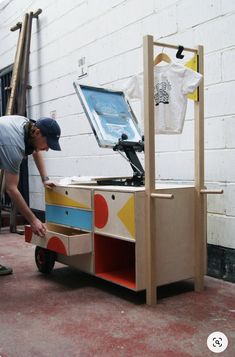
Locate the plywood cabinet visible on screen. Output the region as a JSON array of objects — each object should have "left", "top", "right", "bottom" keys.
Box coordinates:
[{"left": 25, "top": 184, "right": 196, "bottom": 292}]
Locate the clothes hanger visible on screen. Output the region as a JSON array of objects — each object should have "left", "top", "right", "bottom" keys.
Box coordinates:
[{"left": 153, "top": 48, "right": 171, "bottom": 66}]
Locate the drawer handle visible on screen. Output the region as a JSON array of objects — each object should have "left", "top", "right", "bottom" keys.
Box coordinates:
[
  {"left": 111, "top": 194, "right": 115, "bottom": 200},
  {"left": 65, "top": 190, "right": 68, "bottom": 195},
  {"left": 65, "top": 210, "right": 69, "bottom": 215}
]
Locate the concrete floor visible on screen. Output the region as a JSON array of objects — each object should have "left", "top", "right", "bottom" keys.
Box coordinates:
[{"left": 0, "top": 228, "right": 234, "bottom": 357}]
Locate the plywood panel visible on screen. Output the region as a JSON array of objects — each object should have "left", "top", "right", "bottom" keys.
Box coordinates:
[
  {"left": 45, "top": 186, "right": 91, "bottom": 209},
  {"left": 46, "top": 204, "right": 92, "bottom": 231},
  {"left": 94, "top": 190, "right": 135, "bottom": 240},
  {"left": 155, "top": 187, "right": 195, "bottom": 286}
]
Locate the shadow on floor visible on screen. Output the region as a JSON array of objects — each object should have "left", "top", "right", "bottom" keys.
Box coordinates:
[{"left": 35, "top": 265, "right": 195, "bottom": 305}]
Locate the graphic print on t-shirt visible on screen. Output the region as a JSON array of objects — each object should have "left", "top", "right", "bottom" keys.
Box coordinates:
[
  {"left": 122, "top": 61, "right": 202, "bottom": 134},
  {"left": 154, "top": 79, "right": 171, "bottom": 106}
]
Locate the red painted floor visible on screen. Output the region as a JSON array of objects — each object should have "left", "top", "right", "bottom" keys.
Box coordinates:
[{"left": 0, "top": 228, "right": 234, "bottom": 357}]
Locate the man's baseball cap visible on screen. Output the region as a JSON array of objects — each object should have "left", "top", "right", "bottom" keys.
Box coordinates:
[{"left": 36, "top": 117, "right": 61, "bottom": 151}]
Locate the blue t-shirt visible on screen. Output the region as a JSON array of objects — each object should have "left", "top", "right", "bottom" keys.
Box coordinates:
[{"left": 0, "top": 115, "right": 28, "bottom": 174}]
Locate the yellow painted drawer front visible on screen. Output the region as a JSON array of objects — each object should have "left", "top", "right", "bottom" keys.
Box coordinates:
[
  {"left": 94, "top": 191, "right": 135, "bottom": 240},
  {"left": 45, "top": 186, "right": 91, "bottom": 209},
  {"left": 25, "top": 223, "right": 92, "bottom": 256}
]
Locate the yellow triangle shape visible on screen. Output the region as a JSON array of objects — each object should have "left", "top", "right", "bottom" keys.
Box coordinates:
[
  {"left": 117, "top": 196, "right": 135, "bottom": 238},
  {"left": 45, "top": 189, "right": 89, "bottom": 209},
  {"left": 185, "top": 55, "right": 198, "bottom": 101}
]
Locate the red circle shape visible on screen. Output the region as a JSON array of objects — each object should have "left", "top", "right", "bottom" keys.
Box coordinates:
[
  {"left": 94, "top": 194, "right": 109, "bottom": 229},
  {"left": 47, "top": 237, "right": 67, "bottom": 255}
]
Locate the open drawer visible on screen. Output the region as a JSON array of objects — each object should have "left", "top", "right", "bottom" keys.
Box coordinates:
[{"left": 25, "top": 223, "right": 92, "bottom": 256}]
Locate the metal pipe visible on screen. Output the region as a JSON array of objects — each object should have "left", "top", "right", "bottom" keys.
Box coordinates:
[
  {"left": 17, "top": 11, "right": 33, "bottom": 116},
  {"left": 154, "top": 41, "right": 198, "bottom": 54},
  {"left": 5, "top": 13, "right": 29, "bottom": 115},
  {"left": 32, "top": 8, "right": 42, "bottom": 18},
  {"left": 10, "top": 22, "right": 22, "bottom": 32}
]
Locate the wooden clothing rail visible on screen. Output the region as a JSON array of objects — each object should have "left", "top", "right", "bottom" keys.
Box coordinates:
[
  {"left": 143, "top": 35, "right": 222, "bottom": 305},
  {"left": 153, "top": 41, "right": 198, "bottom": 54}
]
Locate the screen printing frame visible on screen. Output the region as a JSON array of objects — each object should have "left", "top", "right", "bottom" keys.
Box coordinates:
[{"left": 73, "top": 82, "right": 142, "bottom": 148}]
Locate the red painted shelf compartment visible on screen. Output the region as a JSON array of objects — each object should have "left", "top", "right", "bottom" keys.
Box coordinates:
[{"left": 94, "top": 234, "right": 136, "bottom": 290}]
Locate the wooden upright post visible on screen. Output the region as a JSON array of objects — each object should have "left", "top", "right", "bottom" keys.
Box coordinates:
[
  {"left": 143, "top": 35, "right": 157, "bottom": 305},
  {"left": 194, "top": 45, "right": 206, "bottom": 291}
]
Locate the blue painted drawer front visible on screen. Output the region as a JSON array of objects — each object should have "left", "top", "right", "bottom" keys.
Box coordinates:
[{"left": 46, "top": 205, "right": 92, "bottom": 231}]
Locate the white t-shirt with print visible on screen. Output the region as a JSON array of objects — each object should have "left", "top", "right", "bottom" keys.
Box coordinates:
[{"left": 123, "top": 61, "right": 202, "bottom": 134}]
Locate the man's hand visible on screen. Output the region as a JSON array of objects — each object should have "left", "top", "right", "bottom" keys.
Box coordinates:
[
  {"left": 31, "top": 218, "right": 46, "bottom": 237},
  {"left": 5, "top": 171, "right": 46, "bottom": 235},
  {"left": 43, "top": 179, "right": 57, "bottom": 189}
]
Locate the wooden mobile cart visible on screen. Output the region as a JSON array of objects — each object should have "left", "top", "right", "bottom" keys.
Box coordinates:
[{"left": 25, "top": 35, "right": 222, "bottom": 305}]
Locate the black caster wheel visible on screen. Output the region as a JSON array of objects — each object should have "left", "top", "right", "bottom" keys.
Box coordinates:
[{"left": 35, "top": 246, "right": 56, "bottom": 274}]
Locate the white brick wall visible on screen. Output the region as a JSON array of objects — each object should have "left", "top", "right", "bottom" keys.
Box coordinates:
[{"left": 1, "top": 0, "right": 235, "bottom": 249}]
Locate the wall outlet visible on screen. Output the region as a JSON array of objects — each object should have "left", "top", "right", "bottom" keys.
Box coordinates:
[{"left": 78, "top": 56, "right": 88, "bottom": 78}]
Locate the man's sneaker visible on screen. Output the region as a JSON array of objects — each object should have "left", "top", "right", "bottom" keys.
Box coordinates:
[{"left": 0, "top": 264, "right": 13, "bottom": 276}]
